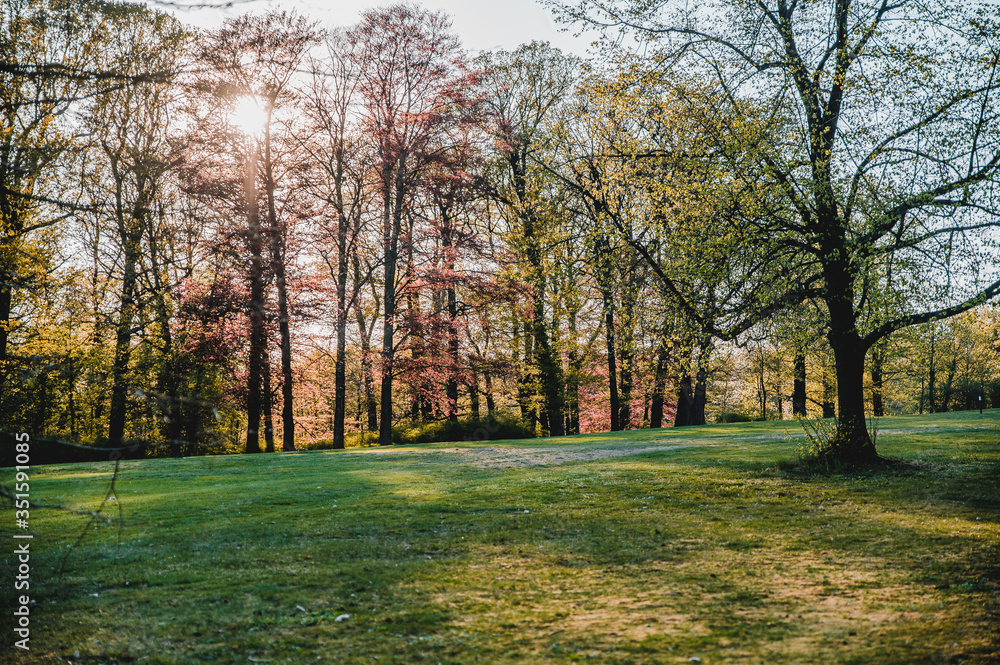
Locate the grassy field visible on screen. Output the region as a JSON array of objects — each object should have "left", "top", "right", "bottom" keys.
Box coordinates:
[{"left": 3, "top": 411, "right": 998, "bottom": 664}]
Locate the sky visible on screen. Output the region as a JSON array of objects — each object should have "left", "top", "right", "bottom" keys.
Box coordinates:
[{"left": 162, "top": 0, "right": 601, "bottom": 58}]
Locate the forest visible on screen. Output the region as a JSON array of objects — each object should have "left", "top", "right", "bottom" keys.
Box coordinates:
[{"left": 3, "top": 0, "right": 999, "bottom": 466}]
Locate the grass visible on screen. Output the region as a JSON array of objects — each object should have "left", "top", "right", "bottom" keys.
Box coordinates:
[{"left": 2, "top": 410, "right": 998, "bottom": 664}]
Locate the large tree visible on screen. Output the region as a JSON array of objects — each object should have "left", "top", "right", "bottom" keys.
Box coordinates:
[
  {"left": 82, "top": 4, "right": 186, "bottom": 446},
  {"left": 0, "top": 0, "right": 107, "bottom": 413},
  {"left": 548, "top": 0, "right": 1000, "bottom": 463},
  {"left": 348, "top": 3, "right": 473, "bottom": 446},
  {"left": 192, "top": 10, "right": 319, "bottom": 452},
  {"left": 300, "top": 29, "right": 370, "bottom": 449},
  {"left": 480, "top": 42, "right": 579, "bottom": 436}
]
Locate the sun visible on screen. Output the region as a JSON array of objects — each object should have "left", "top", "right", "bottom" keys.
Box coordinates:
[{"left": 231, "top": 96, "right": 267, "bottom": 135}]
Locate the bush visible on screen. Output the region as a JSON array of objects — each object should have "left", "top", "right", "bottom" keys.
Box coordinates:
[
  {"left": 396, "top": 413, "right": 535, "bottom": 444},
  {"left": 716, "top": 411, "right": 752, "bottom": 424},
  {"left": 297, "top": 414, "right": 535, "bottom": 450},
  {"left": 987, "top": 379, "right": 1000, "bottom": 409},
  {"left": 299, "top": 431, "right": 382, "bottom": 451}
]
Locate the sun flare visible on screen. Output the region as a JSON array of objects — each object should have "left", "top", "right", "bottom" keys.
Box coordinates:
[{"left": 232, "top": 96, "right": 267, "bottom": 135}]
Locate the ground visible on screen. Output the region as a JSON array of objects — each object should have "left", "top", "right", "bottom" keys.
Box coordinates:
[{"left": 2, "top": 411, "right": 998, "bottom": 664}]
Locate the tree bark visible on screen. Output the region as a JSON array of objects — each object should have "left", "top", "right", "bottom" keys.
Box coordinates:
[
  {"left": 484, "top": 370, "right": 496, "bottom": 415},
  {"left": 244, "top": 145, "right": 265, "bottom": 454},
  {"left": 825, "top": 263, "right": 878, "bottom": 462},
  {"left": 870, "top": 345, "right": 884, "bottom": 417},
  {"left": 444, "top": 222, "right": 460, "bottom": 422},
  {"left": 469, "top": 368, "right": 481, "bottom": 419},
  {"left": 333, "top": 248, "right": 348, "bottom": 449},
  {"left": 650, "top": 344, "right": 669, "bottom": 428},
  {"left": 263, "top": 128, "right": 295, "bottom": 452},
  {"left": 618, "top": 309, "right": 634, "bottom": 430},
  {"left": 107, "top": 174, "right": 150, "bottom": 446},
  {"left": 107, "top": 241, "right": 139, "bottom": 445},
  {"left": 674, "top": 372, "right": 693, "bottom": 426},
  {"left": 691, "top": 341, "right": 711, "bottom": 426},
  {"left": 378, "top": 161, "right": 404, "bottom": 446},
  {"left": 792, "top": 351, "right": 807, "bottom": 417},
  {"left": 263, "top": 357, "right": 275, "bottom": 453},
  {"left": 353, "top": 256, "right": 378, "bottom": 434},
  {"left": 604, "top": 295, "right": 620, "bottom": 431},
  {"left": 565, "top": 309, "right": 581, "bottom": 435}
]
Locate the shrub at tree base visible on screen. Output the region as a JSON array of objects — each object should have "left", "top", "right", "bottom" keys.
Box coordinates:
[
  {"left": 397, "top": 414, "right": 536, "bottom": 444},
  {"left": 302, "top": 414, "right": 536, "bottom": 450},
  {"left": 716, "top": 411, "right": 752, "bottom": 424}
]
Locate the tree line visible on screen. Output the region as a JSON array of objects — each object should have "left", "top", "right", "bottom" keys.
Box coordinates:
[{"left": 2, "top": 0, "right": 999, "bottom": 466}]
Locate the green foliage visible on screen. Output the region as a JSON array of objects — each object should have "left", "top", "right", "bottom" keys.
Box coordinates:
[
  {"left": 715, "top": 411, "right": 751, "bottom": 424},
  {"left": 989, "top": 379, "right": 1000, "bottom": 409},
  {"left": 794, "top": 417, "right": 845, "bottom": 472}
]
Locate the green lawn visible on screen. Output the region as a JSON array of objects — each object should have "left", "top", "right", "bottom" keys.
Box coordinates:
[{"left": 4, "top": 411, "right": 998, "bottom": 664}]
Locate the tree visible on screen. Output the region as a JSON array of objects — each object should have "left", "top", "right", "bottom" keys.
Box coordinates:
[
  {"left": 480, "top": 42, "right": 579, "bottom": 436},
  {"left": 547, "top": 0, "right": 1000, "bottom": 463},
  {"left": 348, "top": 3, "right": 474, "bottom": 446},
  {"left": 300, "top": 30, "right": 370, "bottom": 449},
  {"left": 190, "top": 10, "right": 319, "bottom": 452},
  {"left": 559, "top": 68, "right": 766, "bottom": 429},
  {"left": 81, "top": 4, "right": 186, "bottom": 446},
  {"left": 0, "top": 0, "right": 107, "bottom": 413}
]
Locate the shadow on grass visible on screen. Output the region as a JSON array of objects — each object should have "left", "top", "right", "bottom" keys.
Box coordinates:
[{"left": 12, "top": 410, "right": 1000, "bottom": 664}]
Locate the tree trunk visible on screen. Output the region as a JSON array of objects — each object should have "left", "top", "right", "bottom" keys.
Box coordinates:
[
  {"left": 108, "top": 174, "right": 150, "bottom": 446},
  {"left": 604, "top": 296, "right": 620, "bottom": 431},
  {"left": 515, "top": 318, "right": 532, "bottom": 422},
  {"left": 244, "top": 145, "right": 264, "bottom": 454},
  {"left": 379, "top": 162, "right": 404, "bottom": 446},
  {"left": 674, "top": 372, "right": 693, "bottom": 426},
  {"left": 825, "top": 254, "right": 879, "bottom": 462},
  {"left": 469, "top": 368, "right": 481, "bottom": 419},
  {"left": 829, "top": 334, "right": 877, "bottom": 462},
  {"left": 333, "top": 287, "right": 348, "bottom": 449},
  {"left": 484, "top": 370, "right": 496, "bottom": 415},
  {"left": 107, "top": 243, "right": 139, "bottom": 445},
  {"left": 792, "top": 352, "right": 807, "bottom": 417},
  {"left": 444, "top": 222, "right": 460, "bottom": 422},
  {"left": 650, "top": 344, "right": 668, "bottom": 428},
  {"left": 870, "top": 345, "right": 884, "bottom": 417},
  {"left": 618, "top": 325, "right": 634, "bottom": 430},
  {"left": 353, "top": 256, "right": 378, "bottom": 434},
  {"left": 757, "top": 347, "right": 767, "bottom": 420},
  {"left": 821, "top": 359, "right": 836, "bottom": 419},
  {"left": 927, "top": 327, "right": 937, "bottom": 413},
  {"left": 33, "top": 369, "right": 48, "bottom": 434},
  {"left": 691, "top": 342, "right": 710, "bottom": 426},
  {"left": 150, "top": 269, "right": 182, "bottom": 458},
  {"left": 565, "top": 310, "right": 581, "bottom": 435},
  {"left": 263, "top": 130, "right": 295, "bottom": 452},
  {"left": 263, "top": 358, "right": 275, "bottom": 453}
]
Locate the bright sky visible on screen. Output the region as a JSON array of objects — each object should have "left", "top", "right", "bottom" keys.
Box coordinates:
[{"left": 164, "top": 0, "right": 600, "bottom": 58}]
